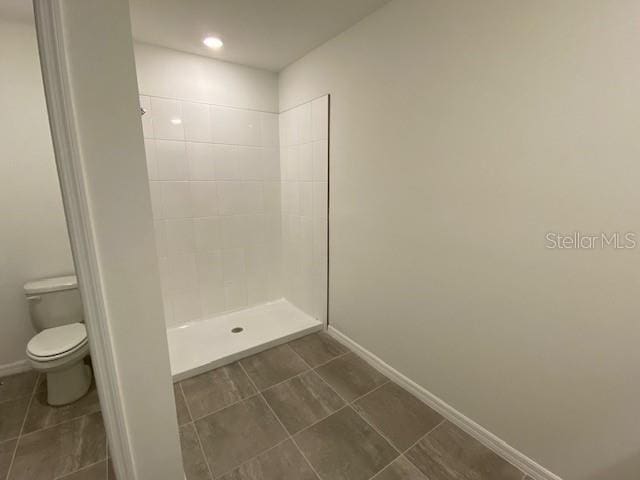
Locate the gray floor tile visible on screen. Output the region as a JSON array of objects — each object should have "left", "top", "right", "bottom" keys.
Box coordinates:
[
  {"left": 58, "top": 461, "right": 107, "bottom": 480},
  {"left": 0, "top": 372, "right": 38, "bottom": 403},
  {"left": 288, "top": 333, "right": 348, "bottom": 367},
  {"left": 263, "top": 370, "right": 344, "bottom": 434},
  {"left": 23, "top": 384, "right": 101, "bottom": 435},
  {"left": 180, "top": 423, "right": 212, "bottom": 480},
  {"left": 9, "top": 411, "right": 106, "bottom": 480},
  {"left": 373, "top": 456, "right": 428, "bottom": 480},
  {"left": 0, "top": 438, "right": 17, "bottom": 480},
  {"left": 217, "top": 440, "right": 318, "bottom": 480},
  {"left": 353, "top": 382, "right": 442, "bottom": 450},
  {"left": 174, "top": 384, "right": 192, "bottom": 426},
  {"left": 240, "top": 345, "right": 309, "bottom": 390},
  {"left": 315, "top": 353, "right": 387, "bottom": 402},
  {"left": 0, "top": 397, "right": 30, "bottom": 442},
  {"left": 406, "top": 421, "right": 523, "bottom": 480},
  {"left": 181, "top": 363, "right": 256, "bottom": 419},
  {"left": 195, "top": 395, "right": 287, "bottom": 476},
  {"left": 294, "top": 407, "right": 398, "bottom": 480}
]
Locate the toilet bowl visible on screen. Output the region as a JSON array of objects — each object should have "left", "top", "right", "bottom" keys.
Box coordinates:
[{"left": 24, "top": 275, "right": 92, "bottom": 406}]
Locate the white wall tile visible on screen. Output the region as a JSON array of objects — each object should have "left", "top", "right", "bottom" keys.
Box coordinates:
[
  {"left": 247, "top": 270, "right": 269, "bottom": 305},
  {"left": 196, "top": 251, "right": 223, "bottom": 287},
  {"left": 164, "top": 218, "right": 195, "bottom": 255},
  {"left": 156, "top": 140, "right": 188, "bottom": 180},
  {"left": 213, "top": 145, "right": 238, "bottom": 180},
  {"left": 312, "top": 140, "right": 328, "bottom": 182},
  {"left": 299, "top": 182, "right": 313, "bottom": 217},
  {"left": 182, "top": 101, "right": 211, "bottom": 142},
  {"left": 140, "top": 96, "right": 154, "bottom": 139},
  {"left": 171, "top": 291, "right": 201, "bottom": 325},
  {"left": 297, "top": 102, "right": 312, "bottom": 144},
  {"left": 151, "top": 97, "right": 184, "bottom": 140},
  {"left": 143, "top": 97, "right": 289, "bottom": 327},
  {"left": 187, "top": 142, "right": 216, "bottom": 180},
  {"left": 262, "top": 147, "right": 280, "bottom": 181},
  {"left": 149, "top": 181, "right": 162, "bottom": 219},
  {"left": 194, "top": 217, "right": 223, "bottom": 252},
  {"left": 190, "top": 181, "right": 218, "bottom": 217},
  {"left": 144, "top": 139, "right": 158, "bottom": 180},
  {"left": 211, "top": 106, "right": 262, "bottom": 146},
  {"left": 199, "top": 284, "right": 225, "bottom": 317},
  {"left": 261, "top": 112, "right": 279, "bottom": 148},
  {"left": 263, "top": 182, "right": 280, "bottom": 213},
  {"left": 222, "top": 248, "right": 246, "bottom": 282},
  {"left": 161, "top": 181, "right": 191, "bottom": 218},
  {"left": 224, "top": 280, "right": 248, "bottom": 311},
  {"left": 311, "top": 96, "right": 329, "bottom": 141},
  {"left": 217, "top": 182, "right": 245, "bottom": 215},
  {"left": 164, "top": 254, "right": 198, "bottom": 293},
  {"left": 313, "top": 182, "right": 328, "bottom": 219},
  {"left": 299, "top": 143, "right": 313, "bottom": 181},
  {"left": 237, "top": 147, "right": 263, "bottom": 181}
]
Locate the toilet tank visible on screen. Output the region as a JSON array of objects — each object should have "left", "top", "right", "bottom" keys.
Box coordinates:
[{"left": 24, "top": 275, "right": 83, "bottom": 331}]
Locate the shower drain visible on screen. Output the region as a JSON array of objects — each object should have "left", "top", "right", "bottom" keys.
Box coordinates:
[{"left": 231, "top": 327, "right": 244, "bottom": 333}]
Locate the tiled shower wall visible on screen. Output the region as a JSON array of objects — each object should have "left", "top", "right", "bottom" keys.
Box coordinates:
[
  {"left": 140, "top": 95, "right": 282, "bottom": 327},
  {"left": 279, "top": 96, "right": 329, "bottom": 323}
]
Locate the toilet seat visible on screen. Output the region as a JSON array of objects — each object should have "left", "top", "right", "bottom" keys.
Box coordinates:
[{"left": 27, "top": 323, "right": 88, "bottom": 361}]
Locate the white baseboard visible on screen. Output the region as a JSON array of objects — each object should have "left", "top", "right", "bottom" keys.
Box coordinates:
[
  {"left": 327, "top": 326, "right": 562, "bottom": 480},
  {"left": 0, "top": 359, "right": 31, "bottom": 377}
]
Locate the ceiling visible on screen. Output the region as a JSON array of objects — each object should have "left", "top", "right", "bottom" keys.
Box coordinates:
[
  {"left": 128, "top": 0, "right": 391, "bottom": 71},
  {"left": 0, "top": 0, "right": 391, "bottom": 72}
]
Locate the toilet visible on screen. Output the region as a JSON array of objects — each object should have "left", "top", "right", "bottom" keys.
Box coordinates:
[{"left": 24, "top": 275, "right": 92, "bottom": 406}]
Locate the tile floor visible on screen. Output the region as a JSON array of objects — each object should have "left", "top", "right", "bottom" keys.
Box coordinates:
[
  {"left": 0, "top": 371, "right": 110, "bottom": 480},
  {"left": 1, "top": 332, "right": 531, "bottom": 480},
  {"left": 174, "top": 332, "right": 530, "bottom": 480}
]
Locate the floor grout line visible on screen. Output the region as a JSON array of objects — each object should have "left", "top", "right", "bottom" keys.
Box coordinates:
[
  {"left": 4, "top": 373, "right": 41, "bottom": 480},
  {"left": 367, "top": 419, "right": 447, "bottom": 480},
  {"left": 53, "top": 458, "right": 107, "bottom": 480},
  {"left": 237, "top": 361, "right": 325, "bottom": 480},
  {"left": 179, "top": 382, "right": 215, "bottom": 480},
  {"left": 181, "top": 345, "right": 350, "bottom": 425}
]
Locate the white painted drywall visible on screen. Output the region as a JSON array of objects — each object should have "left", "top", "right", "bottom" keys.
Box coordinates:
[
  {"left": 134, "top": 43, "right": 279, "bottom": 112},
  {"left": 279, "top": 1, "right": 640, "bottom": 479},
  {"left": 54, "top": 0, "right": 183, "bottom": 478},
  {"left": 0, "top": 18, "right": 74, "bottom": 368}
]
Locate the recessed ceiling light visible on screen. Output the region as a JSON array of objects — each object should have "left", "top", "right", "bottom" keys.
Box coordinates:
[
  {"left": 170, "top": 117, "right": 182, "bottom": 125},
  {"left": 203, "top": 36, "right": 223, "bottom": 49}
]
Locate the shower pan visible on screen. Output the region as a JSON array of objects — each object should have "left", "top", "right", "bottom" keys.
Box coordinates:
[{"left": 141, "top": 93, "right": 329, "bottom": 379}]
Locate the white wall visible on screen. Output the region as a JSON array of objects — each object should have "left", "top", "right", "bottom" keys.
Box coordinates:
[
  {"left": 141, "top": 94, "right": 282, "bottom": 326},
  {"left": 279, "top": 1, "right": 640, "bottom": 479},
  {"left": 134, "top": 43, "right": 278, "bottom": 112},
  {"left": 279, "top": 97, "right": 329, "bottom": 323},
  {"left": 135, "top": 46, "right": 283, "bottom": 327},
  {"left": 55, "top": 0, "right": 184, "bottom": 477},
  {"left": 0, "top": 18, "right": 74, "bottom": 368}
]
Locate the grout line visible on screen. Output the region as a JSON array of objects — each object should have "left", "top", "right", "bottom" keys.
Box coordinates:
[
  {"left": 179, "top": 383, "right": 215, "bottom": 480},
  {"left": 238, "top": 361, "right": 324, "bottom": 480},
  {"left": 141, "top": 93, "right": 278, "bottom": 115},
  {"left": 53, "top": 458, "right": 108, "bottom": 480},
  {"left": 347, "top": 379, "right": 390, "bottom": 406},
  {"left": 210, "top": 437, "right": 292, "bottom": 479},
  {"left": 5, "top": 374, "right": 43, "bottom": 480},
  {"left": 367, "top": 419, "right": 447, "bottom": 480}
]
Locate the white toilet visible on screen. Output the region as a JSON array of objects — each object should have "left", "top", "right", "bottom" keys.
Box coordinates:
[{"left": 24, "top": 275, "right": 92, "bottom": 406}]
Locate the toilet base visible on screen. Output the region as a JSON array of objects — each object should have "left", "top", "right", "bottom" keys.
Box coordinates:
[{"left": 46, "top": 362, "right": 92, "bottom": 406}]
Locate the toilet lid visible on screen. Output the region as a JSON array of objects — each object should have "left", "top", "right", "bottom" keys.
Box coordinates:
[{"left": 27, "top": 323, "right": 88, "bottom": 358}]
